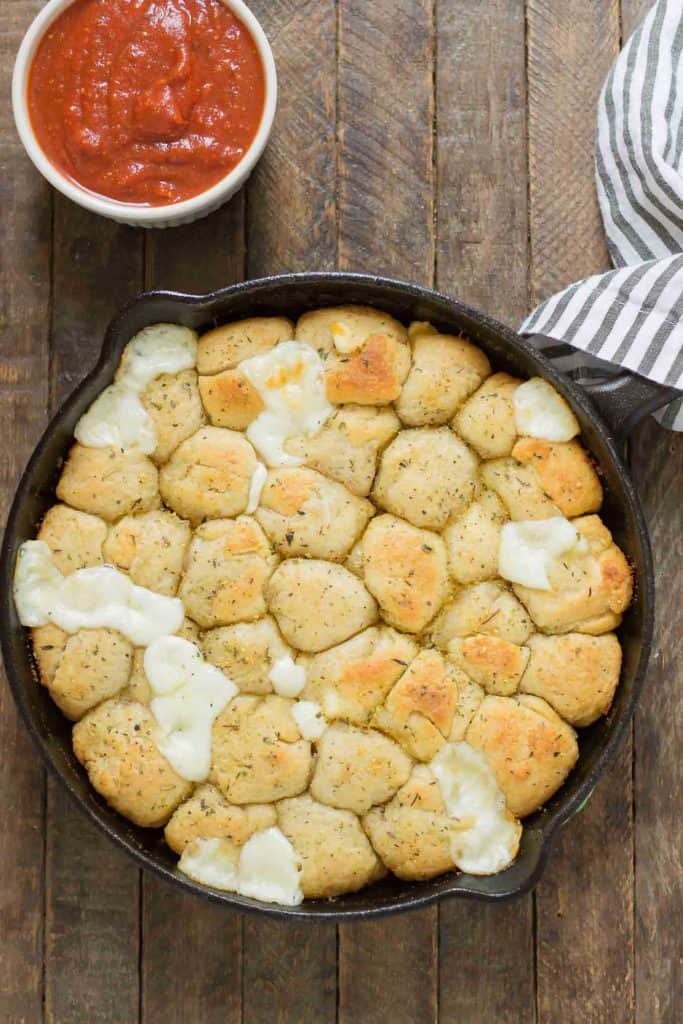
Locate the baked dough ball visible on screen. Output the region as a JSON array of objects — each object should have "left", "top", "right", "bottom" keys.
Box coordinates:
[
  {"left": 141, "top": 369, "right": 205, "bottom": 464},
  {"left": 519, "top": 632, "right": 622, "bottom": 726},
  {"left": 32, "top": 624, "right": 132, "bottom": 720},
  {"left": 513, "top": 515, "right": 633, "bottom": 635},
  {"left": 447, "top": 635, "right": 529, "bottom": 696},
  {"left": 325, "top": 334, "right": 410, "bottom": 405},
  {"left": 396, "top": 329, "right": 490, "bottom": 426},
  {"left": 56, "top": 444, "right": 159, "bottom": 522},
  {"left": 266, "top": 558, "right": 377, "bottom": 653},
  {"left": 103, "top": 510, "right": 191, "bottom": 596},
  {"left": 37, "top": 504, "right": 106, "bottom": 573},
  {"left": 466, "top": 694, "right": 579, "bottom": 817},
  {"left": 372, "top": 650, "right": 459, "bottom": 761},
  {"left": 179, "top": 517, "right": 277, "bottom": 628},
  {"left": 300, "top": 626, "right": 418, "bottom": 725},
  {"left": 277, "top": 794, "right": 385, "bottom": 898},
  {"left": 72, "top": 699, "right": 192, "bottom": 827},
  {"left": 310, "top": 724, "right": 412, "bottom": 814},
  {"left": 198, "top": 368, "right": 263, "bottom": 430},
  {"left": 455, "top": 372, "right": 521, "bottom": 458},
  {"left": 448, "top": 675, "right": 485, "bottom": 741},
  {"left": 196, "top": 316, "right": 295, "bottom": 375},
  {"left": 255, "top": 467, "right": 373, "bottom": 561},
  {"left": 373, "top": 428, "right": 479, "bottom": 530},
  {"left": 295, "top": 304, "right": 408, "bottom": 356},
  {"left": 285, "top": 405, "right": 400, "bottom": 496},
  {"left": 363, "top": 766, "right": 457, "bottom": 880},
  {"left": 202, "top": 616, "right": 292, "bottom": 695},
  {"left": 510, "top": 438, "right": 603, "bottom": 518},
  {"left": 444, "top": 489, "right": 508, "bottom": 584},
  {"left": 481, "top": 458, "right": 560, "bottom": 520},
  {"left": 165, "top": 784, "right": 276, "bottom": 854},
  {"left": 210, "top": 695, "right": 312, "bottom": 803},
  {"left": 159, "top": 426, "right": 257, "bottom": 524},
  {"left": 430, "top": 581, "right": 533, "bottom": 649}
]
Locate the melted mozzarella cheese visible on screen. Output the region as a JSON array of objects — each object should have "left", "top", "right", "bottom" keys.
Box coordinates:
[
  {"left": 13, "top": 540, "right": 184, "bottom": 644},
  {"left": 329, "top": 321, "right": 363, "bottom": 354},
  {"left": 292, "top": 700, "right": 326, "bottom": 740},
  {"left": 246, "top": 462, "right": 268, "bottom": 514},
  {"left": 269, "top": 655, "right": 306, "bottom": 697},
  {"left": 498, "top": 517, "right": 587, "bottom": 590},
  {"left": 74, "top": 323, "right": 197, "bottom": 453},
  {"left": 240, "top": 341, "right": 333, "bottom": 466},
  {"left": 145, "top": 636, "right": 237, "bottom": 782},
  {"left": 179, "top": 828, "right": 303, "bottom": 906},
  {"left": 431, "top": 742, "right": 521, "bottom": 875},
  {"left": 513, "top": 378, "right": 580, "bottom": 442}
]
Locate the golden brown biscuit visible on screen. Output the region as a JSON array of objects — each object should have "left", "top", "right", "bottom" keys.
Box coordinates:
[
  {"left": 395, "top": 332, "right": 490, "bottom": 426},
  {"left": 447, "top": 674, "right": 485, "bottom": 741},
  {"left": 465, "top": 694, "right": 579, "bottom": 817},
  {"left": 362, "top": 766, "right": 457, "bottom": 880},
  {"left": 179, "top": 517, "right": 277, "bottom": 628},
  {"left": 310, "top": 724, "right": 412, "bottom": 814},
  {"left": 210, "top": 695, "right": 312, "bottom": 803},
  {"left": 37, "top": 504, "right": 107, "bottom": 574},
  {"left": 513, "top": 515, "right": 633, "bottom": 634},
  {"left": 430, "top": 581, "right": 533, "bottom": 648},
  {"left": 373, "top": 428, "right": 479, "bottom": 530},
  {"left": 255, "top": 467, "right": 373, "bottom": 561},
  {"left": 141, "top": 369, "right": 205, "bottom": 463},
  {"left": 72, "top": 699, "right": 192, "bottom": 827},
  {"left": 32, "top": 624, "right": 132, "bottom": 720},
  {"left": 56, "top": 444, "right": 159, "bottom": 522},
  {"left": 295, "top": 304, "right": 408, "bottom": 356},
  {"left": 455, "top": 372, "right": 521, "bottom": 458},
  {"left": 359, "top": 514, "right": 450, "bottom": 633},
  {"left": 159, "top": 426, "right": 257, "bottom": 525},
  {"left": 300, "top": 626, "right": 418, "bottom": 725},
  {"left": 103, "top": 510, "right": 191, "bottom": 596},
  {"left": 165, "top": 784, "right": 276, "bottom": 855},
  {"left": 444, "top": 489, "right": 508, "bottom": 584},
  {"left": 447, "top": 634, "right": 529, "bottom": 696},
  {"left": 277, "top": 794, "right": 385, "bottom": 898},
  {"left": 511, "top": 438, "right": 603, "bottom": 518},
  {"left": 481, "top": 457, "right": 561, "bottom": 520},
  {"left": 202, "top": 616, "right": 292, "bottom": 695},
  {"left": 325, "top": 333, "right": 410, "bottom": 405},
  {"left": 372, "top": 650, "right": 459, "bottom": 761},
  {"left": 519, "top": 632, "right": 622, "bottom": 726},
  {"left": 266, "top": 558, "right": 378, "bottom": 653},
  {"left": 198, "top": 368, "right": 264, "bottom": 430},
  {"left": 196, "top": 317, "right": 295, "bottom": 375}
]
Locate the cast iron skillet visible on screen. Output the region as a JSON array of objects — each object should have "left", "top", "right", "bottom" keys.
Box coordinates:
[{"left": 1, "top": 272, "right": 679, "bottom": 920}]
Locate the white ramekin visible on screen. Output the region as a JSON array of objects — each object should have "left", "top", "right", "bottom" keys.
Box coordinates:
[{"left": 12, "top": 0, "right": 277, "bottom": 228}]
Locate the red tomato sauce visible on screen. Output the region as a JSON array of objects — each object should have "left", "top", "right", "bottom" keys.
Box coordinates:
[{"left": 28, "top": 0, "right": 266, "bottom": 206}]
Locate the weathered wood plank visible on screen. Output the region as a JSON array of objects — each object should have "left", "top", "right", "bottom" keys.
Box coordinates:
[
  {"left": 630, "top": 421, "right": 683, "bottom": 1024},
  {"left": 527, "top": 4, "right": 635, "bottom": 1023},
  {"left": 621, "top": 0, "right": 652, "bottom": 39},
  {"left": 0, "top": 3, "right": 51, "bottom": 1021},
  {"left": 44, "top": 200, "right": 144, "bottom": 1024}
]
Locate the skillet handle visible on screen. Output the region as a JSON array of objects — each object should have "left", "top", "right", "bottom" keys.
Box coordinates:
[{"left": 579, "top": 372, "right": 680, "bottom": 450}]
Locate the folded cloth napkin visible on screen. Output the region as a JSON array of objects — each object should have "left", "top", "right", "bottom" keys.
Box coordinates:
[{"left": 521, "top": 0, "right": 683, "bottom": 430}]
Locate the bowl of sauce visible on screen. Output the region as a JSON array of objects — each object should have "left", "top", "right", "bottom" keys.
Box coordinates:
[{"left": 12, "top": 0, "right": 276, "bottom": 226}]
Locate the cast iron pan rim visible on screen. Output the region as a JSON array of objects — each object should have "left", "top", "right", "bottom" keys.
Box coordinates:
[{"left": 0, "top": 271, "right": 654, "bottom": 920}]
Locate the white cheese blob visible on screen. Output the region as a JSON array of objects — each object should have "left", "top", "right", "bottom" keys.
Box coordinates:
[
  {"left": 329, "top": 321, "right": 363, "bottom": 354},
  {"left": 513, "top": 378, "right": 580, "bottom": 442},
  {"left": 292, "top": 700, "right": 326, "bottom": 740},
  {"left": 179, "top": 828, "right": 304, "bottom": 906},
  {"left": 74, "top": 323, "right": 197, "bottom": 454},
  {"left": 269, "top": 655, "right": 306, "bottom": 697},
  {"left": 431, "top": 742, "right": 521, "bottom": 875},
  {"left": 246, "top": 462, "right": 268, "bottom": 514},
  {"left": 498, "top": 517, "right": 587, "bottom": 590},
  {"left": 13, "top": 540, "right": 184, "bottom": 644},
  {"left": 240, "top": 341, "right": 333, "bottom": 467},
  {"left": 145, "top": 636, "right": 237, "bottom": 782}
]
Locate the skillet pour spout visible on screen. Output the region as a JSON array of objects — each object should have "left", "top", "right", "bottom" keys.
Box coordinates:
[{"left": 0, "top": 272, "right": 657, "bottom": 920}]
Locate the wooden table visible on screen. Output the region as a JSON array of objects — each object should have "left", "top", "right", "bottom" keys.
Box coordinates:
[{"left": 1, "top": 1, "right": 681, "bottom": 1021}]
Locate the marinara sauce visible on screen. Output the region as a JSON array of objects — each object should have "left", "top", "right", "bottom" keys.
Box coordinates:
[{"left": 28, "top": 0, "right": 266, "bottom": 205}]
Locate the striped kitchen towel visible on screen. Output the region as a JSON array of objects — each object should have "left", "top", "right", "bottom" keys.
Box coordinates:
[{"left": 521, "top": 0, "right": 683, "bottom": 430}]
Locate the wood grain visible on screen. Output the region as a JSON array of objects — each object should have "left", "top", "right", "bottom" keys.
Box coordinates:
[
  {"left": 621, "top": 0, "right": 653, "bottom": 39},
  {"left": 630, "top": 422, "right": 683, "bottom": 1024},
  {"left": 0, "top": 3, "right": 51, "bottom": 1021}
]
